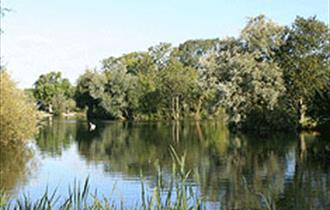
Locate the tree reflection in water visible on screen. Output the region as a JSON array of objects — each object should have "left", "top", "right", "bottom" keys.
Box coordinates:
[
  {"left": 0, "top": 144, "right": 35, "bottom": 193},
  {"left": 36, "top": 118, "right": 78, "bottom": 156},
  {"left": 27, "top": 119, "right": 329, "bottom": 209}
]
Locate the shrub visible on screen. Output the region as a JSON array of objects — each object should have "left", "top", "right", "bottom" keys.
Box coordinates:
[{"left": 0, "top": 70, "right": 36, "bottom": 146}]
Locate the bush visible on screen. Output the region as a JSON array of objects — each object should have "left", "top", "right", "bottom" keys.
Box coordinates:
[{"left": 0, "top": 70, "right": 36, "bottom": 146}]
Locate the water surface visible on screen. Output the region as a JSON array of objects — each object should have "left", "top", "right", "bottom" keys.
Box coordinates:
[{"left": 1, "top": 119, "right": 329, "bottom": 209}]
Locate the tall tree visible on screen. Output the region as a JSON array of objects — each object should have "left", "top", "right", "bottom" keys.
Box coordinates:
[
  {"left": 103, "top": 61, "right": 141, "bottom": 120},
  {"left": 34, "top": 72, "right": 74, "bottom": 114},
  {"left": 75, "top": 69, "right": 108, "bottom": 119},
  {"left": 215, "top": 15, "right": 289, "bottom": 130},
  {"left": 159, "top": 58, "right": 198, "bottom": 120},
  {"left": 277, "top": 16, "right": 330, "bottom": 125}
]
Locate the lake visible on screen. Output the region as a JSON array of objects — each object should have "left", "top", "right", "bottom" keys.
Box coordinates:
[{"left": 0, "top": 119, "right": 329, "bottom": 209}]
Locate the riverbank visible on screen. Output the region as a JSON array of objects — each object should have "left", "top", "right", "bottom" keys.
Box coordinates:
[{"left": 36, "top": 111, "right": 86, "bottom": 120}]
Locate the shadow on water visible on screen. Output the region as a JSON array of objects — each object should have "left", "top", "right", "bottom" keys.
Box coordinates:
[{"left": 1, "top": 118, "right": 329, "bottom": 209}]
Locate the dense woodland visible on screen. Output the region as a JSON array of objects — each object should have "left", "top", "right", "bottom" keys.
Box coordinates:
[{"left": 1, "top": 15, "right": 329, "bottom": 146}]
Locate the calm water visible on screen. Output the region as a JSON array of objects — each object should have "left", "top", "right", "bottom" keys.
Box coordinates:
[{"left": 1, "top": 119, "right": 329, "bottom": 209}]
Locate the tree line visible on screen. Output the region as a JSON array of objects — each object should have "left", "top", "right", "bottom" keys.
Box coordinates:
[{"left": 32, "top": 15, "right": 330, "bottom": 132}]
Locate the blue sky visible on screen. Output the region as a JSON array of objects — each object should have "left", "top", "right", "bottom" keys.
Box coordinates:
[{"left": 1, "top": 0, "right": 329, "bottom": 88}]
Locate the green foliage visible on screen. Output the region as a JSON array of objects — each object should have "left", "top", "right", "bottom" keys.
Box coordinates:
[
  {"left": 216, "top": 52, "right": 287, "bottom": 129},
  {"left": 307, "top": 84, "right": 330, "bottom": 130},
  {"left": 0, "top": 70, "right": 36, "bottom": 146},
  {"left": 103, "top": 61, "right": 142, "bottom": 119},
  {"left": 176, "top": 39, "right": 219, "bottom": 68},
  {"left": 76, "top": 64, "right": 142, "bottom": 120},
  {"left": 158, "top": 58, "right": 199, "bottom": 119},
  {"left": 61, "top": 15, "right": 330, "bottom": 132},
  {"left": 209, "top": 15, "right": 294, "bottom": 131},
  {"left": 75, "top": 69, "right": 106, "bottom": 108},
  {"left": 277, "top": 16, "right": 330, "bottom": 126},
  {"left": 33, "top": 72, "right": 74, "bottom": 115},
  {"left": 76, "top": 46, "right": 200, "bottom": 120},
  {"left": 241, "top": 15, "right": 285, "bottom": 60}
]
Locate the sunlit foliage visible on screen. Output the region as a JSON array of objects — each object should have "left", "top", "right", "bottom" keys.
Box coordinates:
[
  {"left": 40, "top": 15, "right": 330, "bottom": 132},
  {"left": 33, "top": 72, "right": 75, "bottom": 115},
  {"left": 0, "top": 70, "right": 36, "bottom": 146}
]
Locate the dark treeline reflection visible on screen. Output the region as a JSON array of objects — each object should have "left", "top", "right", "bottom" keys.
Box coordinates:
[
  {"left": 36, "top": 118, "right": 78, "bottom": 156},
  {"left": 32, "top": 119, "right": 329, "bottom": 209}
]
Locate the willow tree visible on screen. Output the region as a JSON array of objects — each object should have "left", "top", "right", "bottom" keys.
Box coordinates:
[
  {"left": 103, "top": 61, "right": 141, "bottom": 120},
  {"left": 75, "top": 69, "right": 109, "bottom": 119},
  {"left": 176, "top": 39, "right": 221, "bottom": 119},
  {"left": 216, "top": 16, "right": 290, "bottom": 130},
  {"left": 0, "top": 70, "right": 36, "bottom": 146}
]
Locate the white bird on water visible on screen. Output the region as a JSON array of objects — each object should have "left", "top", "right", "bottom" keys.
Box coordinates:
[{"left": 89, "top": 122, "right": 96, "bottom": 131}]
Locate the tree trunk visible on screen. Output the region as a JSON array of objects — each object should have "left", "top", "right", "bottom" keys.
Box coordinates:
[
  {"left": 194, "top": 96, "right": 204, "bottom": 120},
  {"left": 172, "top": 97, "right": 175, "bottom": 120},
  {"left": 171, "top": 121, "right": 180, "bottom": 143},
  {"left": 48, "top": 104, "right": 53, "bottom": 113},
  {"left": 299, "top": 97, "right": 307, "bottom": 125},
  {"left": 195, "top": 121, "right": 204, "bottom": 141},
  {"left": 176, "top": 121, "right": 180, "bottom": 143},
  {"left": 175, "top": 96, "right": 180, "bottom": 120},
  {"left": 172, "top": 122, "right": 175, "bottom": 142},
  {"left": 299, "top": 133, "right": 306, "bottom": 160}
]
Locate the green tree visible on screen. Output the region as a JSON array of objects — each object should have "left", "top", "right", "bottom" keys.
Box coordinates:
[
  {"left": 307, "top": 85, "right": 330, "bottom": 130},
  {"left": 75, "top": 69, "right": 108, "bottom": 119},
  {"left": 33, "top": 72, "right": 74, "bottom": 114},
  {"left": 182, "top": 38, "right": 241, "bottom": 119},
  {"left": 74, "top": 15, "right": 328, "bottom": 131},
  {"left": 103, "top": 61, "right": 141, "bottom": 119},
  {"left": 277, "top": 16, "right": 330, "bottom": 126},
  {"left": 176, "top": 39, "right": 219, "bottom": 68},
  {"left": 215, "top": 16, "right": 290, "bottom": 130},
  {"left": 100, "top": 44, "right": 177, "bottom": 120},
  {"left": 159, "top": 58, "right": 198, "bottom": 120},
  {"left": 175, "top": 39, "right": 219, "bottom": 119},
  {"left": 148, "top": 42, "right": 173, "bottom": 69},
  {"left": 103, "top": 52, "right": 154, "bottom": 75},
  {"left": 76, "top": 63, "right": 142, "bottom": 120}
]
